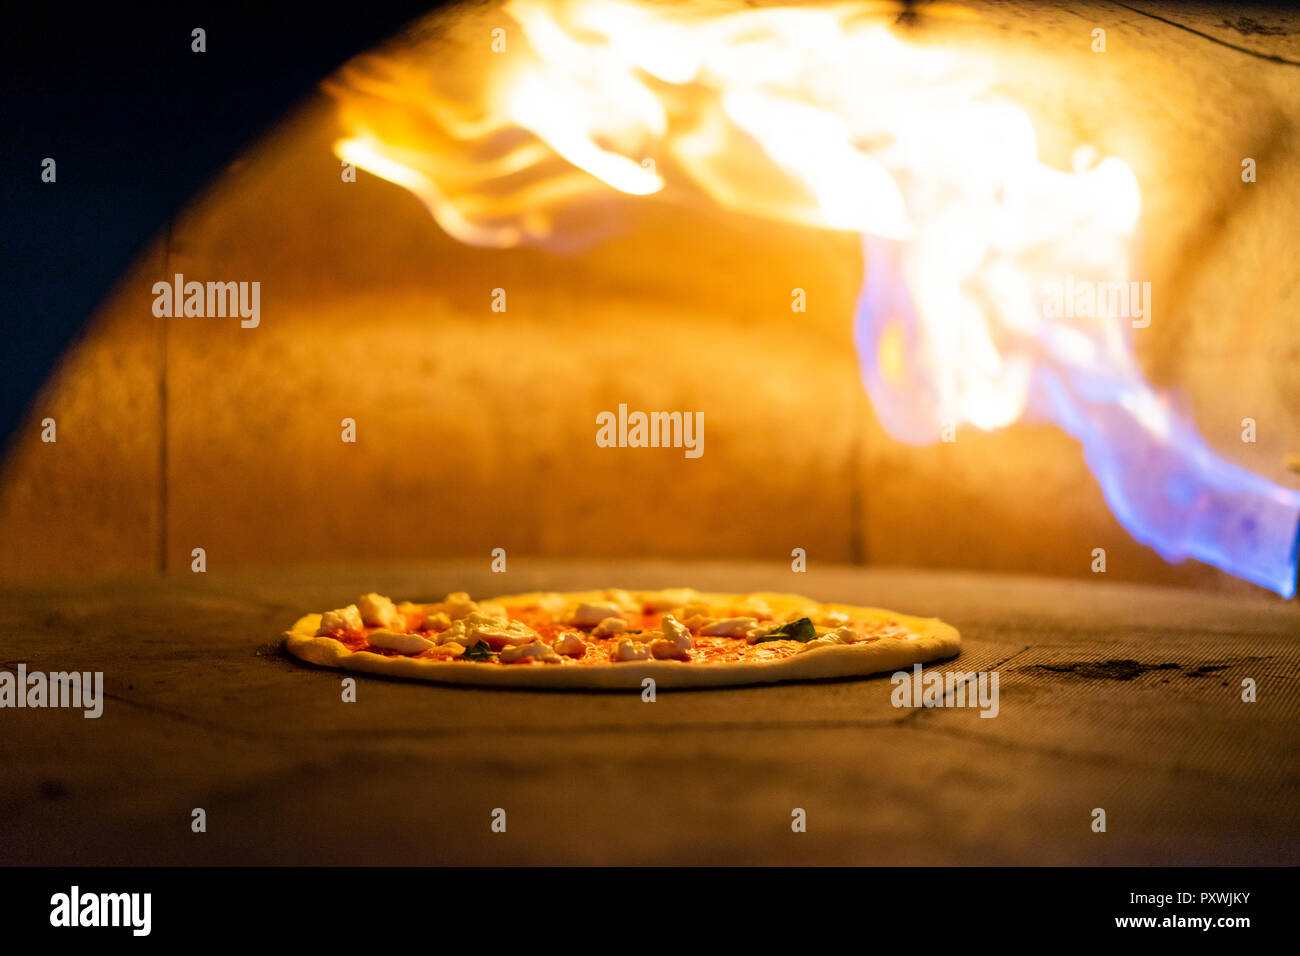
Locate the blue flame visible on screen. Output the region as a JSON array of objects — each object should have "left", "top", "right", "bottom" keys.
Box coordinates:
[{"left": 855, "top": 237, "right": 1300, "bottom": 597}]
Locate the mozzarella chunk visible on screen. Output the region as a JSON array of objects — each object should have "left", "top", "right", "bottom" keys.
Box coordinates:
[
  {"left": 819, "top": 609, "right": 852, "bottom": 627},
  {"left": 611, "top": 639, "right": 653, "bottom": 662},
  {"left": 357, "top": 593, "right": 401, "bottom": 629},
  {"left": 700, "top": 617, "right": 759, "bottom": 637},
  {"left": 440, "top": 592, "right": 479, "bottom": 620},
  {"left": 553, "top": 632, "right": 588, "bottom": 658},
  {"left": 419, "top": 611, "right": 451, "bottom": 632},
  {"left": 316, "top": 605, "right": 363, "bottom": 635},
  {"left": 468, "top": 613, "right": 539, "bottom": 646},
  {"left": 650, "top": 638, "right": 689, "bottom": 660},
  {"left": 650, "top": 614, "right": 694, "bottom": 659},
  {"left": 366, "top": 629, "right": 434, "bottom": 655},
  {"left": 592, "top": 617, "right": 627, "bottom": 637},
  {"left": 434, "top": 622, "right": 469, "bottom": 646},
  {"left": 659, "top": 614, "right": 693, "bottom": 644},
  {"left": 436, "top": 612, "right": 540, "bottom": 650},
  {"left": 573, "top": 602, "right": 624, "bottom": 627},
  {"left": 499, "top": 639, "right": 561, "bottom": 664},
  {"left": 677, "top": 601, "right": 715, "bottom": 630}
]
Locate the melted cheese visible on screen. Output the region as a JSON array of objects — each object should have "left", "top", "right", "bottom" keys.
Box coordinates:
[
  {"left": 499, "top": 639, "right": 561, "bottom": 663},
  {"left": 357, "top": 593, "right": 401, "bottom": 629},
  {"left": 317, "top": 605, "right": 363, "bottom": 635},
  {"left": 367, "top": 629, "right": 434, "bottom": 654}
]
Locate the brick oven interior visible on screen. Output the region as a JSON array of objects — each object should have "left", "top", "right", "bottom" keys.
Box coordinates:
[{"left": 1, "top": 1, "right": 1297, "bottom": 865}]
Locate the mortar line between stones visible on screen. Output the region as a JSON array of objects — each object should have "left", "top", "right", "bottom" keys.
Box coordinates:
[{"left": 1108, "top": 0, "right": 1300, "bottom": 67}]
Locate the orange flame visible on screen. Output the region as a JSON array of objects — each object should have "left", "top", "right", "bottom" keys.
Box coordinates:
[
  {"left": 328, "top": 0, "right": 1300, "bottom": 595},
  {"left": 332, "top": 0, "right": 1139, "bottom": 429}
]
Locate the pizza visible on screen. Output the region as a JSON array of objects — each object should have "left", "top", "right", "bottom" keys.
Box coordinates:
[{"left": 284, "top": 588, "right": 960, "bottom": 688}]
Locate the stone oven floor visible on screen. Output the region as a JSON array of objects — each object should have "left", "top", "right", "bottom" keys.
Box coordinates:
[{"left": 1, "top": 561, "right": 1296, "bottom": 865}]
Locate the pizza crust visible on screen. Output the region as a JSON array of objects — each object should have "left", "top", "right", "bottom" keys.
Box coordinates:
[{"left": 283, "top": 590, "right": 960, "bottom": 689}]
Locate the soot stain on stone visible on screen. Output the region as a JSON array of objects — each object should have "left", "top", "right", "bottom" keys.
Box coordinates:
[
  {"left": 1220, "top": 17, "right": 1290, "bottom": 38},
  {"left": 1035, "top": 660, "right": 1182, "bottom": 681},
  {"left": 1034, "top": 660, "right": 1247, "bottom": 682}
]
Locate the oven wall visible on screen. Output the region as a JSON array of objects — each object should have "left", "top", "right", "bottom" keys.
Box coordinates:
[{"left": 1, "top": 0, "right": 1296, "bottom": 591}]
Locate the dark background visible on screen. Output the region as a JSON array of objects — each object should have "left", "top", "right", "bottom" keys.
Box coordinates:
[{"left": 0, "top": 2, "right": 442, "bottom": 448}]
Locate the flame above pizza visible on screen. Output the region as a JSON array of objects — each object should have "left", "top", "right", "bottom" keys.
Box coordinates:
[{"left": 328, "top": 0, "right": 1300, "bottom": 596}]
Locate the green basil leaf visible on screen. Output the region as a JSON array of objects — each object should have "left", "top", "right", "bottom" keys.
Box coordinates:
[
  {"left": 753, "top": 617, "right": 818, "bottom": 643},
  {"left": 461, "top": 640, "right": 495, "bottom": 661}
]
